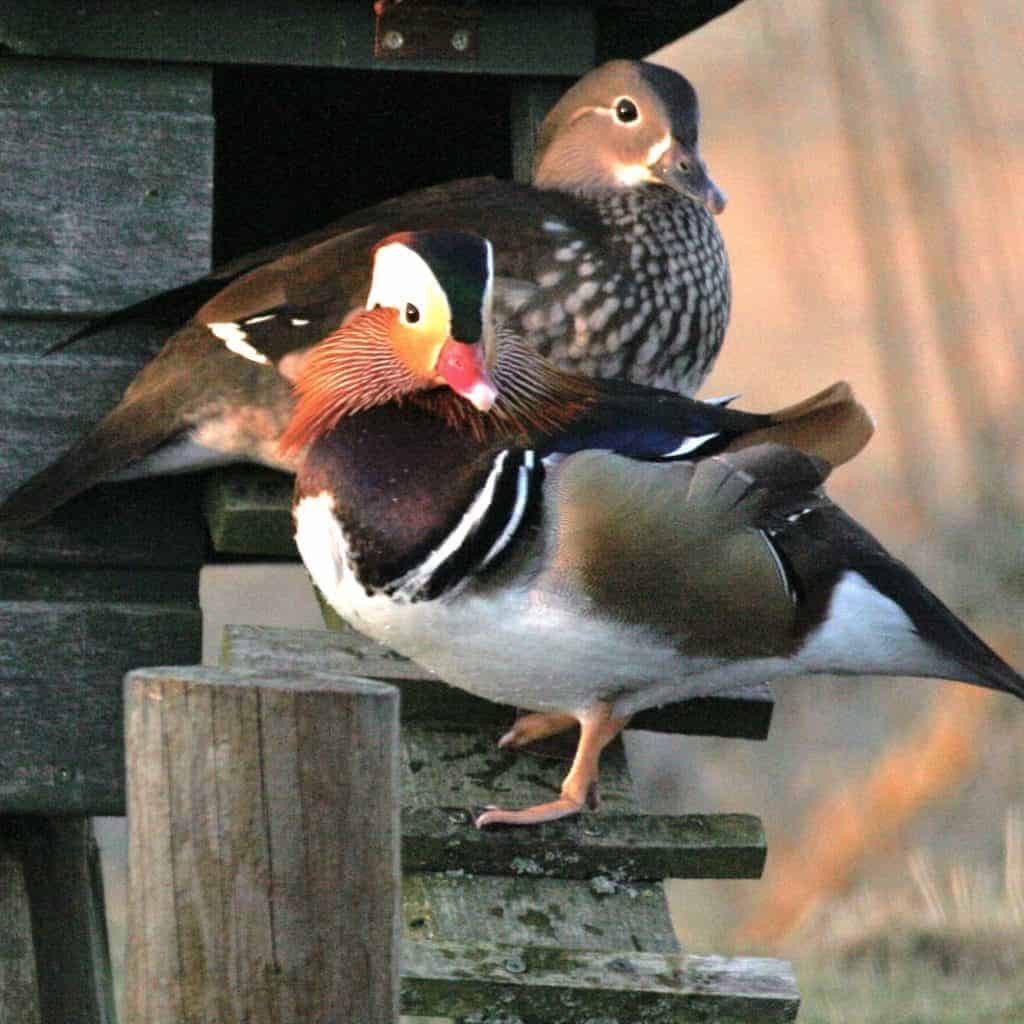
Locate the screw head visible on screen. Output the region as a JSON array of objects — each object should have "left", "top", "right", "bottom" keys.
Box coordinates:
[
  {"left": 451, "top": 28, "right": 471, "bottom": 52},
  {"left": 381, "top": 29, "right": 404, "bottom": 50}
]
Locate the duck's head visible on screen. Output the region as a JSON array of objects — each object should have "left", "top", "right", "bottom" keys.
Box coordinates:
[
  {"left": 280, "top": 230, "right": 500, "bottom": 454},
  {"left": 534, "top": 59, "right": 726, "bottom": 213},
  {"left": 281, "top": 230, "right": 599, "bottom": 455}
]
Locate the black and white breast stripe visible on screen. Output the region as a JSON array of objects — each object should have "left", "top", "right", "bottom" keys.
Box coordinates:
[{"left": 384, "top": 449, "right": 542, "bottom": 603}]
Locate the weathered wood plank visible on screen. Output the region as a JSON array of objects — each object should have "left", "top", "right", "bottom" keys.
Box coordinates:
[
  {"left": 124, "top": 666, "right": 400, "bottom": 1024},
  {"left": 404, "top": 809, "right": 765, "bottom": 882},
  {"left": 0, "top": 58, "right": 211, "bottom": 113},
  {"left": 0, "top": 353, "right": 150, "bottom": 425},
  {"left": 403, "top": 873, "right": 678, "bottom": 953},
  {"left": 402, "top": 941, "right": 800, "bottom": 1023},
  {"left": 0, "top": 3, "right": 596, "bottom": 77},
  {"left": 223, "top": 624, "right": 776, "bottom": 740},
  {"left": 0, "top": 59, "right": 212, "bottom": 315},
  {"left": 0, "top": 581, "right": 201, "bottom": 815},
  {"left": 4, "top": 817, "right": 116, "bottom": 1024}
]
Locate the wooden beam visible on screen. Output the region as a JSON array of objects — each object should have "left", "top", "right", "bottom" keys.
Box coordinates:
[
  {"left": 123, "top": 665, "right": 400, "bottom": 1024},
  {"left": 0, "top": 569, "right": 201, "bottom": 816},
  {"left": 402, "top": 940, "right": 800, "bottom": 1022},
  {"left": 0, "top": 2, "right": 596, "bottom": 77}
]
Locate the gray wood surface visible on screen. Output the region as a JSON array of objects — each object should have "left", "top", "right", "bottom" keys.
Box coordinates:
[
  {"left": 404, "top": 808, "right": 765, "bottom": 881},
  {"left": 402, "top": 941, "right": 800, "bottom": 1023},
  {"left": 0, "top": 59, "right": 212, "bottom": 316},
  {"left": 124, "top": 665, "right": 400, "bottom": 1024},
  {"left": 2, "top": 817, "right": 116, "bottom": 1024},
  {"left": 403, "top": 873, "right": 678, "bottom": 953},
  {"left": 0, "top": 572, "right": 201, "bottom": 815},
  {"left": 223, "top": 623, "right": 776, "bottom": 740}
]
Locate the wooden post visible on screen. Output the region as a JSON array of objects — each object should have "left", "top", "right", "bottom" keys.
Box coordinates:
[{"left": 123, "top": 665, "right": 400, "bottom": 1024}]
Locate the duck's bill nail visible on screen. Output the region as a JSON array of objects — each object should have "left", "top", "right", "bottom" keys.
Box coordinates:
[
  {"left": 652, "top": 139, "right": 727, "bottom": 214},
  {"left": 436, "top": 337, "right": 499, "bottom": 411},
  {"left": 701, "top": 175, "right": 727, "bottom": 215}
]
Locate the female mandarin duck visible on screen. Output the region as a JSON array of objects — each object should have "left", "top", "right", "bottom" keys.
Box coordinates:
[
  {"left": 283, "top": 231, "right": 1024, "bottom": 828},
  {"left": 1, "top": 59, "right": 728, "bottom": 527}
]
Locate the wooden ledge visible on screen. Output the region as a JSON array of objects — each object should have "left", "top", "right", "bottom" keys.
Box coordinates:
[
  {"left": 402, "top": 941, "right": 800, "bottom": 1023},
  {"left": 404, "top": 809, "right": 765, "bottom": 882}
]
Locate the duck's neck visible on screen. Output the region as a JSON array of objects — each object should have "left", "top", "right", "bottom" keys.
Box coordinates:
[{"left": 296, "top": 400, "right": 540, "bottom": 600}]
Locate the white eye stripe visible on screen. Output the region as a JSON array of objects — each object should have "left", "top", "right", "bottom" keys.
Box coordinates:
[
  {"left": 366, "top": 243, "right": 449, "bottom": 329},
  {"left": 645, "top": 133, "right": 672, "bottom": 166}
]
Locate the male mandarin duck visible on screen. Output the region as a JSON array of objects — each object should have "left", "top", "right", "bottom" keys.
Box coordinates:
[
  {"left": 281, "top": 229, "right": 1024, "bottom": 828},
  {"left": 0, "top": 59, "right": 729, "bottom": 527}
]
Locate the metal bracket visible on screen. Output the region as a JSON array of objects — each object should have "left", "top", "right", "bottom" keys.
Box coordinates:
[{"left": 373, "top": 2, "right": 480, "bottom": 62}]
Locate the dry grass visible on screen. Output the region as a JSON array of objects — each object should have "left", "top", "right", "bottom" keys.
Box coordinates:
[
  {"left": 797, "top": 955, "right": 1024, "bottom": 1024},
  {"left": 792, "top": 811, "right": 1024, "bottom": 1023}
]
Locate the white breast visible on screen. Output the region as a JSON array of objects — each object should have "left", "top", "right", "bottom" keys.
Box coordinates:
[{"left": 293, "top": 490, "right": 703, "bottom": 714}]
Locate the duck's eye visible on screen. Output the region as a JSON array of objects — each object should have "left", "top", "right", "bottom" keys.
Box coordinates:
[
  {"left": 614, "top": 97, "right": 639, "bottom": 124},
  {"left": 405, "top": 302, "right": 421, "bottom": 324}
]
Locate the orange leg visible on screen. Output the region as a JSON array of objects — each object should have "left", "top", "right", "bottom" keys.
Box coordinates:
[
  {"left": 498, "top": 711, "right": 577, "bottom": 749},
  {"left": 475, "top": 701, "right": 631, "bottom": 827}
]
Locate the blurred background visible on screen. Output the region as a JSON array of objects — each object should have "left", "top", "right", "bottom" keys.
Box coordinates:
[
  {"left": 654, "top": 2, "right": 1023, "bottom": 1018},
  {"left": 99, "top": 1, "right": 1023, "bottom": 1020}
]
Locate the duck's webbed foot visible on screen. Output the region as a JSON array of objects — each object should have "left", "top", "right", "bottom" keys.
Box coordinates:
[{"left": 475, "top": 701, "right": 629, "bottom": 828}]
